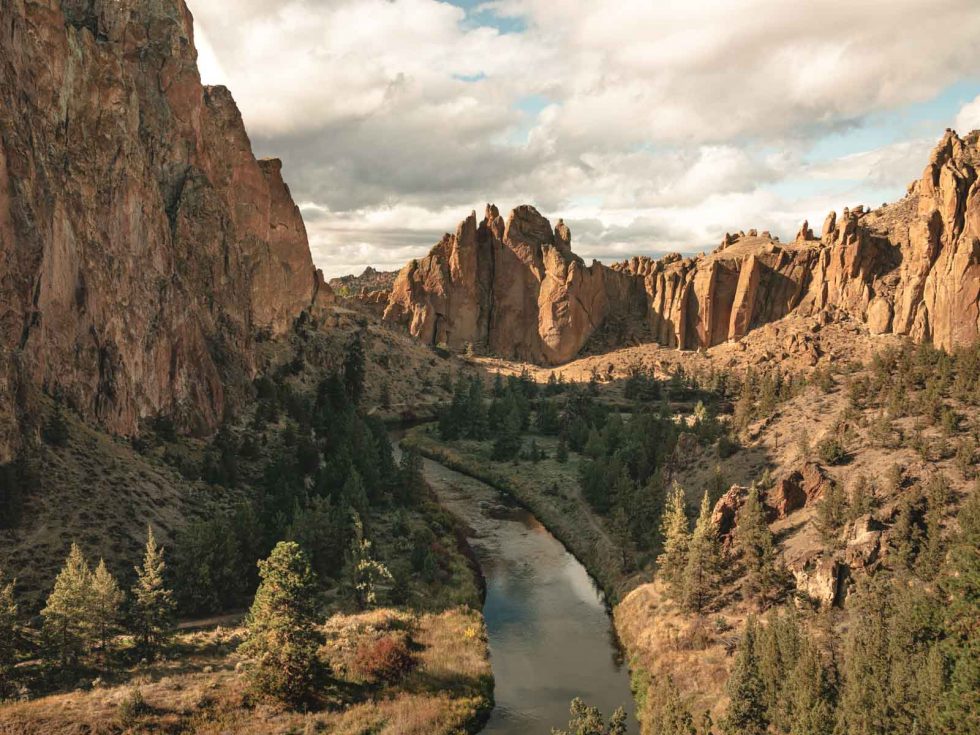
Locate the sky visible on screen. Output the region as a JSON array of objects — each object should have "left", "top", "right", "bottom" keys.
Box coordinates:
[{"left": 188, "top": 0, "right": 980, "bottom": 279}]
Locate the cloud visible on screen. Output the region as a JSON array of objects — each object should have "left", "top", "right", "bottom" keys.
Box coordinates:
[
  {"left": 187, "top": 0, "right": 980, "bottom": 278},
  {"left": 955, "top": 93, "right": 980, "bottom": 132}
]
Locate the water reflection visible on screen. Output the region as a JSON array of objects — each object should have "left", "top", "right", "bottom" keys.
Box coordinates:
[{"left": 410, "top": 451, "right": 638, "bottom": 734}]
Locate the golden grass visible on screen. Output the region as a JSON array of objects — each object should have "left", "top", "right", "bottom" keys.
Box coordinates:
[{"left": 0, "top": 607, "right": 492, "bottom": 735}]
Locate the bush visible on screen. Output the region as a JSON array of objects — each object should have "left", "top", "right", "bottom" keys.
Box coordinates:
[
  {"left": 118, "top": 687, "right": 148, "bottom": 726},
  {"left": 353, "top": 635, "right": 416, "bottom": 684},
  {"left": 816, "top": 436, "right": 847, "bottom": 465},
  {"left": 717, "top": 433, "right": 738, "bottom": 459}
]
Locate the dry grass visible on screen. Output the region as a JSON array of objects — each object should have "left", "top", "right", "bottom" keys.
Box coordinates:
[{"left": 0, "top": 607, "right": 491, "bottom": 735}]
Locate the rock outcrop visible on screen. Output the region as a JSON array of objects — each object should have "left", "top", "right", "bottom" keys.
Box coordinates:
[
  {"left": 383, "top": 204, "right": 644, "bottom": 364},
  {"left": 378, "top": 130, "right": 980, "bottom": 365},
  {"left": 0, "top": 0, "right": 330, "bottom": 458}
]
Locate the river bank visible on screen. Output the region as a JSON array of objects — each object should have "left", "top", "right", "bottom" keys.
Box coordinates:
[{"left": 399, "top": 434, "right": 638, "bottom": 733}]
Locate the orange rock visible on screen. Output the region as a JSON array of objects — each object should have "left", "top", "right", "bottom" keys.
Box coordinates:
[{"left": 0, "top": 0, "right": 325, "bottom": 455}]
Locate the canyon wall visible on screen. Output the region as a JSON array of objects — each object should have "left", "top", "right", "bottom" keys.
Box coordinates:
[
  {"left": 381, "top": 130, "right": 980, "bottom": 364},
  {"left": 0, "top": 0, "right": 330, "bottom": 458}
]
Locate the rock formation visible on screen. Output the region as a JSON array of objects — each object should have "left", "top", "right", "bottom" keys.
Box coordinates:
[
  {"left": 0, "top": 0, "right": 330, "bottom": 458},
  {"left": 378, "top": 130, "right": 980, "bottom": 365}
]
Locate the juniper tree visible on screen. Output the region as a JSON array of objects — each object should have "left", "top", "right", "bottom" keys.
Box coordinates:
[
  {"left": 42, "top": 542, "right": 93, "bottom": 667},
  {"left": 90, "top": 559, "right": 123, "bottom": 666},
  {"left": 0, "top": 568, "right": 17, "bottom": 697},
  {"left": 721, "top": 616, "right": 767, "bottom": 735},
  {"left": 816, "top": 481, "right": 848, "bottom": 548},
  {"left": 239, "top": 541, "right": 322, "bottom": 704},
  {"left": 657, "top": 484, "right": 690, "bottom": 598},
  {"left": 916, "top": 472, "right": 950, "bottom": 579},
  {"left": 735, "top": 484, "right": 780, "bottom": 605},
  {"left": 682, "top": 492, "right": 721, "bottom": 613},
  {"left": 131, "top": 526, "right": 175, "bottom": 658}
]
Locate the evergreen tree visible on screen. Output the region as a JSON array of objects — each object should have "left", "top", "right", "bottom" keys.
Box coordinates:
[
  {"left": 785, "top": 635, "right": 835, "bottom": 735},
  {"left": 755, "top": 609, "right": 802, "bottom": 730},
  {"left": 836, "top": 579, "right": 892, "bottom": 735},
  {"left": 735, "top": 484, "right": 780, "bottom": 605},
  {"left": 343, "top": 332, "right": 366, "bottom": 404},
  {"left": 398, "top": 447, "right": 426, "bottom": 502},
  {"left": 42, "top": 403, "right": 70, "bottom": 447},
  {"left": 648, "top": 675, "right": 696, "bottom": 735},
  {"left": 917, "top": 473, "right": 950, "bottom": 579},
  {"left": 939, "top": 489, "right": 980, "bottom": 734},
  {"left": 239, "top": 541, "right": 322, "bottom": 704},
  {"left": 552, "top": 697, "right": 628, "bottom": 735},
  {"left": 682, "top": 492, "right": 721, "bottom": 613},
  {"left": 491, "top": 408, "right": 523, "bottom": 461},
  {"left": 42, "top": 542, "right": 93, "bottom": 667},
  {"left": 657, "top": 484, "right": 690, "bottom": 599},
  {"left": 0, "top": 568, "right": 17, "bottom": 697},
  {"left": 90, "top": 559, "right": 123, "bottom": 666},
  {"left": 556, "top": 435, "right": 569, "bottom": 464},
  {"left": 346, "top": 518, "right": 393, "bottom": 610},
  {"left": 131, "top": 526, "right": 175, "bottom": 658},
  {"left": 816, "top": 481, "right": 848, "bottom": 547},
  {"left": 721, "top": 617, "right": 768, "bottom": 735}
]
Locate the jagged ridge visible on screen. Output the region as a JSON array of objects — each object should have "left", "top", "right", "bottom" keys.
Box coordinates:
[{"left": 378, "top": 130, "right": 980, "bottom": 365}]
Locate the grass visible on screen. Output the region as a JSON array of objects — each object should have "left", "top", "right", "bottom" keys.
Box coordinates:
[{"left": 0, "top": 607, "right": 492, "bottom": 735}]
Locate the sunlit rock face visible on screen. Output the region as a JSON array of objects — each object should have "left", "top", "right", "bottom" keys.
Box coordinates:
[
  {"left": 381, "top": 131, "right": 980, "bottom": 365},
  {"left": 0, "top": 0, "right": 330, "bottom": 458}
]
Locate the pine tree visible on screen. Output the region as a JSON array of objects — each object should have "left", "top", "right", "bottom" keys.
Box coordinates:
[
  {"left": 42, "top": 542, "right": 94, "bottom": 667},
  {"left": 735, "top": 484, "right": 779, "bottom": 605},
  {"left": 657, "top": 484, "right": 690, "bottom": 599},
  {"left": 816, "top": 481, "right": 848, "bottom": 548},
  {"left": 836, "top": 579, "right": 891, "bottom": 735},
  {"left": 346, "top": 517, "right": 393, "bottom": 610},
  {"left": 916, "top": 472, "right": 950, "bottom": 579},
  {"left": 682, "top": 492, "right": 721, "bottom": 613},
  {"left": 939, "top": 489, "right": 980, "bottom": 734},
  {"left": 239, "top": 541, "right": 322, "bottom": 704},
  {"left": 756, "top": 609, "right": 802, "bottom": 730},
  {"left": 556, "top": 435, "right": 569, "bottom": 463},
  {"left": 648, "top": 675, "right": 696, "bottom": 735},
  {"left": 90, "top": 559, "right": 123, "bottom": 666},
  {"left": 0, "top": 568, "right": 17, "bottom": 697},
  {"left": 552, "top": 697, "right": 628, "bottom": 735},
  {"left": 721, "top": 617, "right": 768, "bottom": 735},
  {"left": 131, "top": 526, "right": 175, "bottom": 658},
  {"left": 343, "top": 332, "right": 366, "bottom": 404},
  {"left": 785, "top": 635, "right": 835, "bottom": 735}
]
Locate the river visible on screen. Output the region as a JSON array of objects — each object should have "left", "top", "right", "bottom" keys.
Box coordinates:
[{"left": 393, "top": 435, "right": 637, "bottom": 733}]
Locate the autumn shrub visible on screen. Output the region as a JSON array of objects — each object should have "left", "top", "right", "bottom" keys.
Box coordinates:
[{"left": 353, "top": 635, "right": 416, "bottom": 684}]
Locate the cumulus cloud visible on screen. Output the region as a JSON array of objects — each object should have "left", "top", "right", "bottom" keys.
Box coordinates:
[
  {"left": 955, "top": 94, "right": 980, "bottom": 132},
  {"left": 187, "top": 0, "right": 980, "bottom": 277}
]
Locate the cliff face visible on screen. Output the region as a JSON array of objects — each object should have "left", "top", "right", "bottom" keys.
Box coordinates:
[
  {"left": 0, "top": 0, "right": 330, "bottom": 457},
  {"left": 383, "top": 204, "right": 643, "bottom": 364},
  {"left": 381, "top": 131, "right": 980, "bottom": 364}
]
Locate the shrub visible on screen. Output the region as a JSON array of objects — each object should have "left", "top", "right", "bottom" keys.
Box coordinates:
[
  {"left": 717, "top": 433, "right": 738, "bottom": 459},
  {"left": 118, "top": 686, "right": 148, "bottom": 726},
  {"left": 816, "top": 436, "right": 847, "bottom": 465},
  {"left": 353, "top": 635, "right": 416, "bottom": 684}
]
